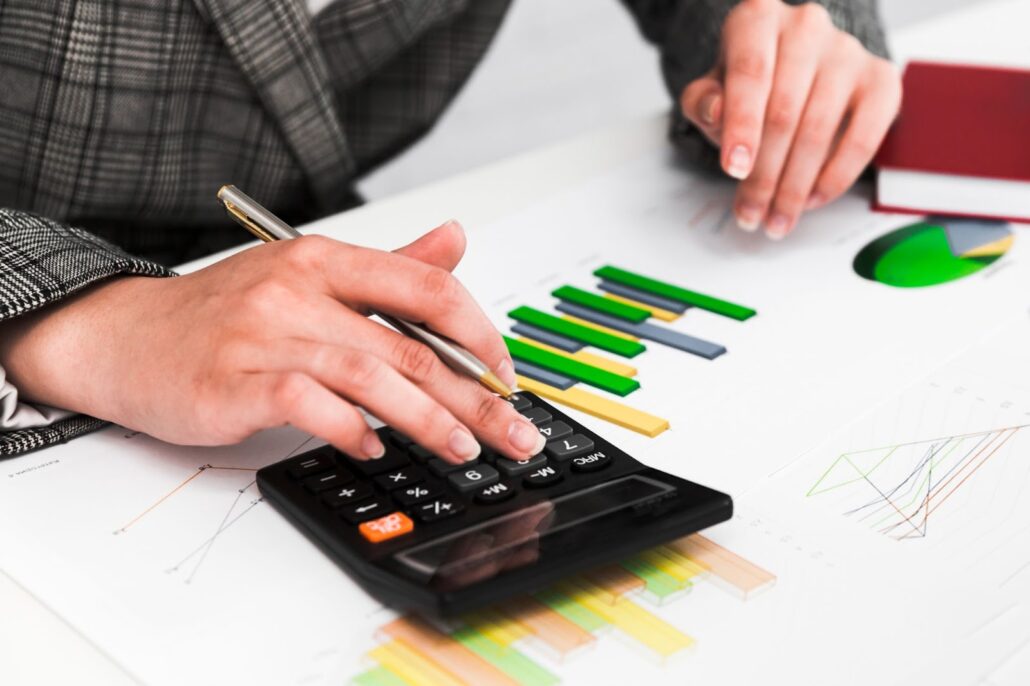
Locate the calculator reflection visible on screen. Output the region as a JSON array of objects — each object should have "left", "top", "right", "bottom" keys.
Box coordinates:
[{"left": 395, "top": 475, "right": 674, "bottom": 591}]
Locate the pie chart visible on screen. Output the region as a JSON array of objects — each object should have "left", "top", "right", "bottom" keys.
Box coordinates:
[{"left": 853, "top": 218, "right": 1013, "bottom": 288}]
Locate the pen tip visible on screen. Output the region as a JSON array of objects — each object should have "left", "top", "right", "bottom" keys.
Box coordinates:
[{"left": 481, "top": 371, "right": 515, "bottom": 398}]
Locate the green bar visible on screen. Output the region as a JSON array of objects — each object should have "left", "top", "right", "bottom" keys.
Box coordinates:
[
  {"left": 507, "top": 306, "right": 646, "bottom": 358},
  {"left": 619, "top": 557, "right": 687, "bottom": 599},
  {"left": 453, "top": 626, "right": 560, "bottom": 686},
  {"left": 351, "top": 666, "right": 409, "bottom": 686},
  {"left": 505, "top": 337, "right": 639, "bottom": 396},
  {"left": 552, "top": 285, "right": 650, "bottom": 323},
  {"left": 594, "top": 265, "right": 757, "bottom": 321},
  {"left": 533, "top": 588, "right": 607, "bottom": 633}
]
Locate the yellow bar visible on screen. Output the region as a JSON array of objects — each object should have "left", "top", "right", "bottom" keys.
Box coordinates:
[
  {"left": 516, "top": 375, "right": 669, "bottom": 438},
  {"left": 368, "top": 640, "right": 465, "bottom": 686},
  {"left": 554, "top": 581, "right": 694, "bottom": 658},
  {"left": 603, "top": 293, "right": 681, "bottom": 322},
  {"left": 963, "top": 234, "right": 1014, "bottom": 258},
  {"left": 582, "top": 565, "right": 646, "bottom": 602},
  {"left": 516, "top": 337, "right": 637, "bottom": 377},
  {"left": 638, "top": 549, "right": 699, "bottom": 585},
  {"left": 653, "top": 546, "right": 707, "bottom": 580},
  {"left": 561, "top": 315, "right": 639, "bottom": 341},
  {"left": 463, "top": 609, "right": 531, "bottom": 647}
]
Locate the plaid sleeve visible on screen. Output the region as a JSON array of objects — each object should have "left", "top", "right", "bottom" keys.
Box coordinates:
[
  {"left": 619, "top": 0, "right": 890, "bottom": 168},
  {"left": 0, "top": 207, "right": 175, "bottom": 457}
]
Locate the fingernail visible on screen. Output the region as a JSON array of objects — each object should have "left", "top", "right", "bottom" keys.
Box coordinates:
[
  {"left": 448, "top": 427, "right": 481, "bottom": 462},
  {"left": 496, "top": 357, "right": 517, "bottom": 388},
  {"left": 700, "top": 93, "right": 721, "bottom": 125},
  {"left": 726, "top": 145, "right": 752, "bottom": 179},
  {"left": 805, "top": 193, "right": 826, "bottom": 211},
  {"left": 509, "top": 419, "right": 545, "bottom": 455},
  {"left": 736, "top": 204, "right": 761, "bottom": 232},
  {"left": 765, "top": 214, "right": 790, "bottom": 240},
  {"left": 362, "top": 433, "right": 385, "bottom": 459}
]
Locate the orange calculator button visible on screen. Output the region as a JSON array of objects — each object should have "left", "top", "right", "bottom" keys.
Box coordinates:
[{"left": 358, "top": 512, "right": 414, "bottom": 543}]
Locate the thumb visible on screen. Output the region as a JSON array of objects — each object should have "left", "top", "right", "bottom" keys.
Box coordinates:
[
  {"left": 680, "top": 70, "right": 724, "bottom": 144},
  {"left": 393, "top": 219, "right": 467, "bottom": 272}
]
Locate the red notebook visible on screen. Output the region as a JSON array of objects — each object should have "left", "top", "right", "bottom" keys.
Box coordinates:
[{"left": 874, "top": 61, "right": 1030, "bottom": 223}]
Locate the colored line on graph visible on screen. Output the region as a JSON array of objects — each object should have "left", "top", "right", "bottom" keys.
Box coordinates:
[
  {"left": 594, "top": 265, "right": 756, "bottom": 321},
  {"left": 114, "top": 464, "right": 258, "bottom": 534},
  {"left": 508, "top": 306, "right": 645, "bottom": 357},
  {"left": 808, "top": 425, "right": 1027, "bottom": 541},
  {"left": 597, "top": 280, "right": 689, "bottom": 314},
  {"left": 515, "top": 375, "right": 668, "bottom": 438},
  {"left": 512, "top": 323, "right": 584, "bottom": 353},
  {"left": 552, "top": 285, "right": 650, "bottom": 323},
  {"left": 506, "top": 337, "right": 640, "bottom": 396},
  {"left": 515, "top": 338, "right": 637, "bottom": 378}
]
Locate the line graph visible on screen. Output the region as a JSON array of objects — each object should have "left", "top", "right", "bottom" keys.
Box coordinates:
[
  {"left": 112, "top": 435, "right": 316, "bottom": 584},
  {"left": 807, "top": 424, "right": 1029, "bottom": 541}
]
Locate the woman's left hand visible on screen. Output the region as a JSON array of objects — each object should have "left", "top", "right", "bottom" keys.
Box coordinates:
[{"left": 679, "top": 0, "right": 902, "bottom": 239}]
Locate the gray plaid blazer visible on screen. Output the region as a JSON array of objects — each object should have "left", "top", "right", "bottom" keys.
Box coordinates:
[{"left": 0, "top": 0, "right": 886, "bottom": 456}]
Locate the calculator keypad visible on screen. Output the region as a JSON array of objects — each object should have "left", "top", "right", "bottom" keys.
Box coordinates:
[{"left": 269, "top": 393, "right": 634, "bottom": 546}]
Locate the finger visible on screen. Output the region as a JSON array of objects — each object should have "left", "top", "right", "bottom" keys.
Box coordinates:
[
  {"left": 733, "top": 11, "right": 829, "bottom": 231},
  {"left": 808, "top": 60, "right": 902, "bottom": 210},
  {"left": 257, "top": 338, "right": 482, "bottom": 465},
  {"left": 680, "top": 71, "right": 724, "bottom": 144},
  {"left": 392, "top": 220, "right": 467, "bottom": 272},
  {"left": 765, "top": 44, "right": 862, "bottom": 239},
  {"left": 241, "top": 371, "right": 384, "bottom": 460},
  {"left": 341, "top": 318, "right": 545, "bottom": 461},
  {"left": 718, "top": 3, "right": 780, "bottom": 179},
  {"left": 308, "top": 241, "right": 515, "bottom": 388}
]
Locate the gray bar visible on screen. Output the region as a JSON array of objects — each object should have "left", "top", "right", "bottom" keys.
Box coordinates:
[
  {"left": 555, "top": 302, "right": 725, "bottom": 360},
  {"left": 511, "top": 323, "right": 584, "bottom": 352},
  {"left": 512, "top": 360, "right": 577, "bottom": 390},
  {"left": 596, "top": 280, "right": 689, "bottom": 314}
]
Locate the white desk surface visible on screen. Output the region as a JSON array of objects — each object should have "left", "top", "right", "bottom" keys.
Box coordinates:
[{"left": 2, "top": 1, "right": 1027, "bottom": 683}]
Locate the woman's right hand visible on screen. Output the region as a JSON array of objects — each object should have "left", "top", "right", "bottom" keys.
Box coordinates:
[{"left": 0, "top": 221, "right": 546, "bottom": 464}]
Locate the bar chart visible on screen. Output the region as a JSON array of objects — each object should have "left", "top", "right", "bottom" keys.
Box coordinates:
[
  {"left": 351, "top": 534, "right": 776, "bottom": 686},
  {"left": 503, "top": 265, "right": 756, "bottom": 438}
]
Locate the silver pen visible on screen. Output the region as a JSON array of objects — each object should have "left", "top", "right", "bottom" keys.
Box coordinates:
[{"left": 217, "top": 185, "right": 515, "bottom": 398}]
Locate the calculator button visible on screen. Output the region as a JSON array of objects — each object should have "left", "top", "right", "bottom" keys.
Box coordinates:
[
  {"left": 346, "top": 449, "right": 410, "bottom": 476},
  {"left": 359, "top": 512, "right": 414, "bottom": 543},
  {"left": 507, "top": 393, "right": 533, "bottom": 412},
  {"left": 388, "top": 431, "right": 414, "bottom": 449},
  {"left": 430, "top": 458, "right": 477, "bottom": 477},
  {"left": 393, "top": 484, "right": 443, "bottom": 508},
  {"left": 303, "top": 469, "right": 354, "bottom": 493},
  {"left": 408, "top": 445, "right": 435, "bottom": 464},
  {"left": 570, "top": 450, "right": 612, "bottom": 473},
  {"left": 520, "top": 407, "right": 552, "bottom": 425},
  {"left": 474, "top": 481, "right": 516, "bottom": 504},
  {"left": 523, "top": 463, "right": 563, "bottom": 488},
  {"left": 340, "top": 498, "right": 390, "bottom": 524},
  {"left": 287, "top": 450, "right": 335, "bottom": 479},
  {"left": 495, "top": 453, "right": 547, "bottom": 476},
  {"left": 544, "top": 434, "right": 595, "bottom": 461},
  {"left": 537, "top": 421, "right": 572, "bottom": 442},
  {"left": 478, "top": 446, "right": 500, "bottom": 464},
  {"left": 322, "top": 482, "right": 374, "bottom": 509},
  {"left": 374, "top": 467, "right": 423, "bottom": 491},
  {"left": 414, "top": 498, "right": 465, "bottom": 522},
  {"left": 448, "top": 464, "right": 499, "bottom": 493}
]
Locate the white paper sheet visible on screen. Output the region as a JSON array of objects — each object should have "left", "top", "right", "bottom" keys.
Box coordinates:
[{"left": 2, "top": 148, "right": 1029, "bottom": 685}]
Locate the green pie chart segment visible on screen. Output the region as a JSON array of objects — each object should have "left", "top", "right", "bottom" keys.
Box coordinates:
[{"left": 853, "top": 219, "right": 1013, "bottom": 288}]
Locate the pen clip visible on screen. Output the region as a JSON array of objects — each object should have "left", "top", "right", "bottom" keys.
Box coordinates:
[{"left": 220, "top": 198, "right": 278, "bottom": 243}]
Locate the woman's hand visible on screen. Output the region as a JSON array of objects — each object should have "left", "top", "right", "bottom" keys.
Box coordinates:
[
  {"left": 680, "top": 0, "right": 902, "bottom": 239},
  {"left": 0, "top": 221, "right": 546, "bottom": 464}
]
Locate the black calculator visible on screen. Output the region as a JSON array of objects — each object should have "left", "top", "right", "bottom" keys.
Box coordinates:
[{"left": 257, "top": 392, "right": 732, "bottom": 615}]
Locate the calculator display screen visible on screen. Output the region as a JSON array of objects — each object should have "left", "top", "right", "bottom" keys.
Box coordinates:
[{"left": 393, "top": 476, "right": 675, "bottom": 590}]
